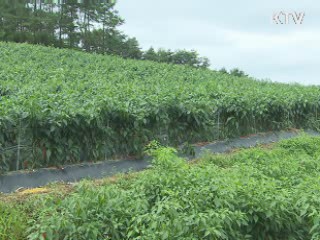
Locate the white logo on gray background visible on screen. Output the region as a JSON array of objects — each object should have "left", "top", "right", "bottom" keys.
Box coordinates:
[{"left": 273, "top": 11, "right": 305, "bottom": 24}]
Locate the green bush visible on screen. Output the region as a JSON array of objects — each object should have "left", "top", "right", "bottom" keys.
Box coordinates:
[
  {"left": 12, "top": 136, "right": 320, "bottom": 239},
  {"left": 0, "top": 203, "right": 28, "bottom": 240}
]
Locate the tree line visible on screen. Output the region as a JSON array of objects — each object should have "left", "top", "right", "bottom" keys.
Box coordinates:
[
  {"left": 219, "top": 67, "right": 249, "bottom": 77},
  {"left": 0, "top": 0, "right": 210, "bottom": 68}
]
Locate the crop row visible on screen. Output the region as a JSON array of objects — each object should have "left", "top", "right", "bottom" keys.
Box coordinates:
[{"left": 0, "top": 42, "right": 319, "bottom": 172}]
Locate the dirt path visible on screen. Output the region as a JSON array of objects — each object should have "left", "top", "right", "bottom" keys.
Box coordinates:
[{"left": 0, "top": 129, "right": 318, "bottom": 193}]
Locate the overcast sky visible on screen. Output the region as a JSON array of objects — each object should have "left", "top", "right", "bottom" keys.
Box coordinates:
[{"left": 116, "top": 0, "right": 320, "bottom": 86}]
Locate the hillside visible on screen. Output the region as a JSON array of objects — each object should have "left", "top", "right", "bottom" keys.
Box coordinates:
[{"left": 0, "top": 42, "right": 319, "bottom": 172}]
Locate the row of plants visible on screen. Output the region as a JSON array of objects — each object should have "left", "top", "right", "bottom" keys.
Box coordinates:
[
  {"left": 0, "top": 42, "right": 320, "bottom": 172},
  {"left": 2, "top": 135, "right": 320, "bottom": 239}
]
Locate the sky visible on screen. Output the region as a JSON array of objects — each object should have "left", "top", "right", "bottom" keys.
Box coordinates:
[{"left": 116, "top": 0, "right": 320, "bottom": 86}]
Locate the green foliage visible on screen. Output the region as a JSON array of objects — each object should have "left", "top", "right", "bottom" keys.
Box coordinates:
[
  {"left": 181, "top": 142, "right": 196, "bottom": 157},
  {"left": 0, "top": 203, "right": 28, "bottom": 240},
  {"left": 149, "top": 147, "right": 187, "bottom": 170},
  {"left": 277, "top": 135, "right": 320, "bottom": 156},
  {"left": 143, "top": 47, "right": 210, "bottom": 68},
  {"left": 0, "top": 0, "right": 129, "bottom": 52},
  {"left": 0, "top": 42, "right": 320, "bottom": 171},
  {"left": 219, "top": 67, "right": 249, "bottom": 77},
  {"left": 229, "top": 68, "right": 249, "bottom": 77},
  {"left": 0, "top": 136, "right": 319, "bottom": 239},
  {"left": 0, "top": 136, "right": 316, "bottom": 239},
  {"left": 0, "top": 1, "right": 210, "bottom": 67},
  {"left": 143, "top": 140, "right": 163, "bottom": 154}
]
